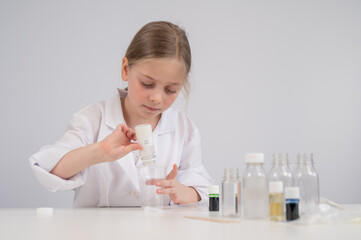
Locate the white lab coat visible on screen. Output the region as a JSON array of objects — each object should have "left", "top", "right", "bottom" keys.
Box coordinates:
[{"left": 29, "top": 89, "right": 213, "bottom": 207}]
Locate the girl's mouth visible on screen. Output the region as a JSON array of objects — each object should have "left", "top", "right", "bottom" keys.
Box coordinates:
[{"left": 144, "top": 105, "right": 160, "bottom": 112}]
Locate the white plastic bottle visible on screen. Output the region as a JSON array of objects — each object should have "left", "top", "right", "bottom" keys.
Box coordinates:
[
  {"left": 242, "top": 153, "right": 269, "bottom": 219},
  {"left": 135, "top": 124, "right": 156, "bottom": 166}
]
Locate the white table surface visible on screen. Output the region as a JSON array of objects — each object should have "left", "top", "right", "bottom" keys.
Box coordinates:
[{"left": 0, "top": 205, "right": 360, "bottom": 240}]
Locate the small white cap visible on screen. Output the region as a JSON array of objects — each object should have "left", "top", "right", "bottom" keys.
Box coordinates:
[
  {"left": 269, "top": 181, "right": 283, "bottom": 193},
  {"left": 208, "top": 185, "right": 219, "bottom": 194},
  {"left": 36, "top": 208, "right": 53, "bottom": 216},
  {"left": 245, "top": 153, "right": 264, "bottom": 163},
  {"left": 135, "top": 124, "right": 152, "bottom": 140},
  {"left": 285, "top": 187, "right": 300, "bottom": 199}
]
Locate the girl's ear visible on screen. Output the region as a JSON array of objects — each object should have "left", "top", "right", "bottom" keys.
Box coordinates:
[{"left": 121, "top": 57, "right": 129, "bottom": 82}]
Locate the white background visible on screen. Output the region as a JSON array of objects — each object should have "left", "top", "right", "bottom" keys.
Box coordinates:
[{"left": 0, "top": 0, "right": 360, "bottom": 207}]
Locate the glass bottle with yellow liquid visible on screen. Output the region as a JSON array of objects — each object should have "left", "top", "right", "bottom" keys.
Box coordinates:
[{"left": 269, "top": 181, "right": 284, "bottom": 221}]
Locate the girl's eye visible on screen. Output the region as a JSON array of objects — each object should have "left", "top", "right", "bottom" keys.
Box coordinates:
[
  {"left": 141, "top": 82, "right": 154, "bottom": 88},
  {"left": 165, "top": 88, "right": 177, "bottom": 94}
]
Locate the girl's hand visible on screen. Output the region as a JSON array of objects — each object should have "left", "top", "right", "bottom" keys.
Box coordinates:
[
  {"left": 99, "top": 124, "right": 142, "bottom": 162},
  {"left": 155, "top": 164, "right": 201, "bottom": 204}
]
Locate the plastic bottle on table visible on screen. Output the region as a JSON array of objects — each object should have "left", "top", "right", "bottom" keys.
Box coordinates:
[
  {"left": 242, "top": 153, "right": 268, "bottom": 219},
  {"left": 222, "top": 168, "right": 241, "bottom": 217},
  {"left": 294, "top": 153, "right": 319, "bottom": 215},
  {"left": 268, "top": 153, "right": 294, "bottom": 188}
]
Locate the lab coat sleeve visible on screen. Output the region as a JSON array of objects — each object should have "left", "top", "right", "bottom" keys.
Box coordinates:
[
  {"left": 29, "top": 109, "right": 97, "bottom": 192},
  {"left": 177, "top": 121, "right": 213, "bottom": 205}
]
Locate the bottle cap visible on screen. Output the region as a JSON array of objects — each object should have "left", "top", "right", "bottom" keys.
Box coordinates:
[
  {"left": 208, "top": 185, "right": 219, "bottom": 194},
  {"left": 135, "top": 124, "right": 156, "bottom": 161},
  {"left": 135, "top": 124, "right": 152, "bottom": 139},
  {"left": 269, "top": 181, "right": 283, "bottom": 193},
  {"left": 245, "top": 153, "right": 264, "bottom": 163},
  {"left": 285, "top": 187, "right": 300, "bottom": 199}
]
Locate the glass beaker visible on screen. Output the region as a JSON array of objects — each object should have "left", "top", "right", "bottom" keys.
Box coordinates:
[{"left": 138, "top": 164, "right": 165, "bottom": 208}]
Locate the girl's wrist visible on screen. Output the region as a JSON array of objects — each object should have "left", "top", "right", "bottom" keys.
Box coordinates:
[
  {"left": 177, "top": 186, "right": 201, "bottom": 205},
  {"left": 183, "top": 186, "right": 201, "bottom": 204},
  {"left": 93, "top": 142, "right": 113, "bottom": 164}
]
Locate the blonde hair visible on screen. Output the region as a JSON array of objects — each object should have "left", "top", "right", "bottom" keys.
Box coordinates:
[{"left": 125, "top": 21, "right": 191, "bottom": 97}]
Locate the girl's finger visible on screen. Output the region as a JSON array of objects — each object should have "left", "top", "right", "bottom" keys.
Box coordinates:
[
  {"left": 156, "top": 187, "right": 176, "bottom": 195},
  {"left": 115, "top": 124, "right": 123, "bottom": 133},
  {"left": 166, "top": 164, "right": 178, "bottom": 180},
  {"left": 155, "top": 179, "right": 175, "bottom": 188},
  {"left": 124, "top": 127, "right": 137, "bottom": 141},
  {"left": 170, "top": 194, "right": 179, "bottom": 204},
  {"left": 119, "top": 124, "right": 136, "bottom": 140},
  {"left": 130, "top": 132, "right": 137, "bottom": 141},
  {"left": 124, "top": 143, "right": 142, "bottom": 154},
  {"left": 126, "top": 131, "right": 133, "bottom": 139},
  {"left": 120, "top": 124, "right": 130, "bottom": 135}
]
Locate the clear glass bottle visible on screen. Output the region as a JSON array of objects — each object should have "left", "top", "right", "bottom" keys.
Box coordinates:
[
  {"left": 222, "top": 168, "right": 241, "bottom": 217},
  {"left": 242, "top": 153, "right": 268, "bottom": 219},
  {"left": 268, "top": 153, "right": 294, "bottom": 188},
  {"left": 294, "top": 153, "right": 319, "bottom": 214},
  {"left": 269, "top": 181, "right": 284, "bottom": 222},
  {"left": 285, "top": 187, "right": 300, "bottom": 221},
  {"left": 208, "top": 185, "right": 219, "bottom": 212}
]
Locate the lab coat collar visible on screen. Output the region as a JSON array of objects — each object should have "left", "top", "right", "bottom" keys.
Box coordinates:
[
  {"left": 155, "top": 106, "right": 176, "bottom": 136},
  {"left": 104, "top": 88, "right": 176, "bottom": 135},
  {"left": 104, "top": 89, "right": 127, "bottom": 130}
]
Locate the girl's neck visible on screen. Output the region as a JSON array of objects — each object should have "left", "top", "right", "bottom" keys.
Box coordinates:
[{"left": 121, "top": 96, "right": 160, "bottom": 131}]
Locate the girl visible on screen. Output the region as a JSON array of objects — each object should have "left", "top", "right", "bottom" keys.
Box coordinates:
[{"left": 29, "top": 21, "right": 213, "bottom": 207}]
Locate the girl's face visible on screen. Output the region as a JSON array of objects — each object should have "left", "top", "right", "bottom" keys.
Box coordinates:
[{"left": 121, "top": 57, "right": 184, "bottom": 121}]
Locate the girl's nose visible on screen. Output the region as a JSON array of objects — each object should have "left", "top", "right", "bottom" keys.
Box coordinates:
[{"left": 149, "top": 91, "right": 162, "bottom": 104}]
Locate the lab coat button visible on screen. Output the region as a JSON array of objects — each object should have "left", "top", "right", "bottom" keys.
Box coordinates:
[{"left": 130, "top": 190, "right": 138, "bottom": 198}]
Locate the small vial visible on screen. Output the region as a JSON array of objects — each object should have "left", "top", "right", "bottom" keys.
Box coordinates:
[
  {"left": 269, "top": 181, "right": 284, "bottom": 222},
  {"left": 135, "top": 124, "right": 156, "bottom": 165},
  {"left": 222, "top": 168, "right": 241, "bottom": 217},
  {"left": 208, "top": 185, "right": 219, "bottom": 212},
  {"left": 285, "top": 187, "right": 300, "bottom": 221}
]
